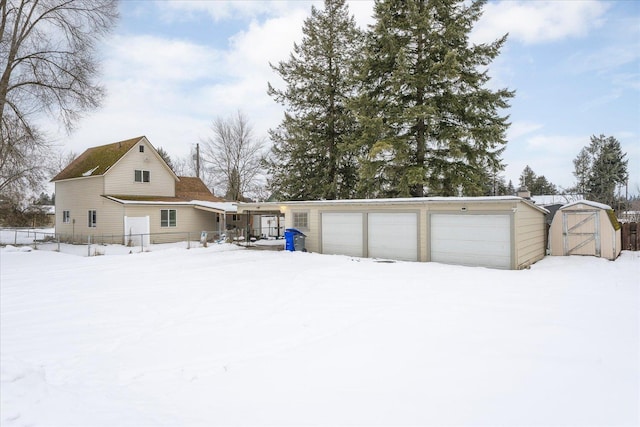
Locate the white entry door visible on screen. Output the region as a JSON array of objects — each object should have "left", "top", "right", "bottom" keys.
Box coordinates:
[
  {"left": 321, "top": 213, "right": 363, "bottom": 257},
  {"left": 124, "top": 216, "right": 150, "bottom": 247},
  {"left": 430, "top": 214, "right": 511, "bottom": 269},
  {"left": 368, "top": 213, "right": 418, "bottom": 261}
]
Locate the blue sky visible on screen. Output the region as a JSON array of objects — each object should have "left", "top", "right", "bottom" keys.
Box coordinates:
[{"left": 45, "top": 0, "right": 640, "bottom": 195}]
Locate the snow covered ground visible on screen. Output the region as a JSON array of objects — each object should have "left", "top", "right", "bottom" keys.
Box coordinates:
[{"left": 1, "top": 245, "right": 638, "bottom": 426}]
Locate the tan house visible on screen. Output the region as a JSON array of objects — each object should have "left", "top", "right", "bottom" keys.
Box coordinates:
[
  {"left": 238, "top": 196, "right": 548, "bottom": 270},
  {"left": 51, "top": 136, "right": 238, "bottom": 244},
  {"left": 549, "top": 200, "right": 621, "bottom": 260}
]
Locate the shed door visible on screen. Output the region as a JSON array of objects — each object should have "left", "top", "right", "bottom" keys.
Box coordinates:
[
  {"left": 430, "top": 214, "right": 511, "bottom": 269},
  {"left": 562, "top": 211, "right": 600, "bottom": 256},
  {"left": 321, "top": 213, "right": 363, "bottom": 257},
  {"left": 368, "top": 213, "right": 418, "bottom": 261}
]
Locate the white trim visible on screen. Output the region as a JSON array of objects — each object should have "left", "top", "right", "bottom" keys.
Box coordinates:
[
  {"left": 239, "top": 197, "right": 548, "bottom": 215},
  {"left": 560, "top": 200, "right": 613, "bottom": 210},
  {"left": 160, "top": 209, "right": 177, "bottom": 228},
  {"left": 104, "top": 196, "right": 237, "bottom": 213}
]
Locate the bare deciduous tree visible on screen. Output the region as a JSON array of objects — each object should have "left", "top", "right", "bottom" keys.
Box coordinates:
[
  {"left": 0, "top": 0, "right": 118, "bottom": 203},
  {"left": 201, "top": 111, "right": 265, "bottom": 201}
]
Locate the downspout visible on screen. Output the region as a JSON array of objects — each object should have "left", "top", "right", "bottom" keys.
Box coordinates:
[
  {"left": 277, "top": 214, "right": 281, "bottom": 238},
  {"left": 222, "top": 213, "right": 227, "bottom": 238},
  {"left": 246, "top": 211, "right": 251, "bottom": 242}
]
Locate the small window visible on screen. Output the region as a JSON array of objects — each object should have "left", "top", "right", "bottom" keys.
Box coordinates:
[
  {"left": 88, "top": 210, "right": 97, "bottom": 228},
  {"left": 232, "top": 214, "right": 238, "bottom": 222},
  {"left": 135, "top": 170, "right": 150, "bottom": 182},
  {"left": 161, "top": 209, "right": 176, "bottom": 227},
  {"left": 63, "top": 210, "right": 70, "bottom": 223},
  {"left": 139, "top": 145, "right": 144, "bottom": 153},
  {"left": 293, "top": 211, "right": 308, "bottom": 229}
]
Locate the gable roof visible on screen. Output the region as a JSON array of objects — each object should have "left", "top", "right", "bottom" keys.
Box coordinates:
[
  {"left": 560, "top": 200, "right": 613, "bottom": 210},
  {"left": 51, "top": 136, "right": 147, "bottom": 182}
]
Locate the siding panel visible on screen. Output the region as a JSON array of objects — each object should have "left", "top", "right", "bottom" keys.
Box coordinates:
[
  {"left": 515, "top": 204, "right": 546, "bottom": 268},
  {"left": 55, "top": 177, "right": 125, "bottom": 242},
  {"left": 104, "top": 140, "right": 176, "bottom": 197}
]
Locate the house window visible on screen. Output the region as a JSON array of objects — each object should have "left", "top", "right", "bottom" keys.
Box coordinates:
[
  {"left": 135, "top": 170, "right": 150, "bottom": 182},
  {"left": 161, "top": 209, "right": 177, "bottom": 227},
  {"left": 88, "top": 210, "right": 97, "bottom": 228},
  {"left": 232, "top": 214, "right": 238, "bottom": 222},
  {"left": 63, "top": 210, "right": 70, "bottom": 223},
  {"left": 139, "top": 145, "right": 144, "bottom": 153},
  {"left": 293, "top": 211, "right": 308, "bottom": 229}
]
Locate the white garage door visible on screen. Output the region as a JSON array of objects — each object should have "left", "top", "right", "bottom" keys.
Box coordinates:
[
  {"left": 430, "top": 214, "right": 511, "bottom": 269},
  {"left": 368, "top": 213, "right": 418, "bottom": 261},
  {"left": 322, "top": 213, "right": 363, "bottom": 257}
]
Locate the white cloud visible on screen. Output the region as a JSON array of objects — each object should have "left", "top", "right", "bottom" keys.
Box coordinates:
[
  {"left": 48, "top": 5, "right": 313, "bottom": 163},
  {"left": 504, "top": 133, "right": 588, "bottom": 190},
  {"left": 347, "top": 0, "right": 375, "bottom": 29},
  {"left": 228, "top": 13, "right": 307, "bottom": 69},
  {"left": 507, "top": 121, "right": 543, "bottom": 141},
  {"left": 524, "top": 135, "right": 586, "bottom": 153},
  {"left": 565, "top": 46, "right": 640, "bottom": 76},
  {"left": 580, "top": 89, "right": 623, "bottom": 113},
  {"left": 472, "top": 0, "right": 609, "bottom": 45},
  {"left": 158, "top": 0, "right": 317, "bottom": 22},
  {"left": 104, "top": 35, "right": 223, "bottom": 83}
]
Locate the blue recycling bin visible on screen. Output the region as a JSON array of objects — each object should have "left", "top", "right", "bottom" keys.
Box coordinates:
[{"left": 284, "top": 228, "right": 306, "bottom": 252}]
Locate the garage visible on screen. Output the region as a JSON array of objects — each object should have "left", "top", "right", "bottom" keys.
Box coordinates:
[
  {"left": 430, "top": 214, "right": 512, "bottom": 269},
  {"left": 368, "top": 212, "right": 418, "bottom": 261},
  {"left": 238, "top": 197, "right": 547, "bottom": 270},
  {"left": 321, "top": 212, "right": 363, "bottom": 257}
]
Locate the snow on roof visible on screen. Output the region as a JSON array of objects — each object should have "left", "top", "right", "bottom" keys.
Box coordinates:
[
  {"left": 274, "top": 196, "right": 523, "bottom": 205},
  {"left": 530, "top": 194, "right": 584, "bottom": 206},
  {"left": 191, "top": 200, "right": 237, "bottom": 213},
  {"left": 560, "top": 200, "right": 612, "bottom": 210},
  {"left": 105, "top": 196, "right": 237, "bottom": 213},
  {"left": 82, "top": 166, "right": 99, "bottom": 177},
  {"left": 239, "top": 196, "right": 549, "bottom": 214}
]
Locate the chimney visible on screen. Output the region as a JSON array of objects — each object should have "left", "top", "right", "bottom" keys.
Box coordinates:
[{"left": 517, "top": 186, "right": 531, "bottom": 200}]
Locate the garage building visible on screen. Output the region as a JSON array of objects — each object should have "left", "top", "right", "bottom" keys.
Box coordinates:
[{"left": 238, "top": 196, "right": 548, "bottom": 270}]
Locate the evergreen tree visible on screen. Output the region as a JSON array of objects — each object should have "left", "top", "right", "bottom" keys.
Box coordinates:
[
  {"left": 518, "top": 165, "right": 536, "bottom": 189},
  {"left": 505, "top": 180, "right": 515, "bottom": 196},
  {"left": 518, "top": 165, "right": 557, "bottom": 195},
  {"left": 355, "top": 0, "right": 513, "bottom": 197},
  {"left": 484, "top": 168, "right": 509, "bottom": 196},
  {"left": 266, "top": 0, "right": 364, "bottom": 200},
  {"left": 156, "top": 147, "right": 174, "bottom": 171},
  {"left": 572, "top": 147, "right": 591, "bottom": 195},
  {"left": 584, "top": 135, "right": 628, "bottom": 207},
  {"left": 532, "top": 175, "right": 557, "bottom": 195}
]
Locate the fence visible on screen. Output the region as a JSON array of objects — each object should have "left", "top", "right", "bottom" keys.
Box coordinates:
[
  {"left": 621, "top": 222, "right": 639, "bottom": 251},
  {"left": 0, "top": 228, "right": 236, "bottom": 257}
]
